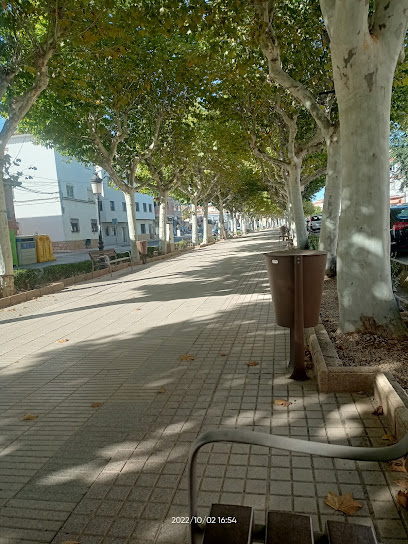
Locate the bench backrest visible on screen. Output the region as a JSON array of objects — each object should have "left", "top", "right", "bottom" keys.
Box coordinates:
[{"left": 89, "top": 249, "right": 117, "bottom": 260}]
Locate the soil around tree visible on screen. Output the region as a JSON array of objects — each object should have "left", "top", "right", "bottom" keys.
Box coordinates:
[{"left": 320, "top": 278, "right": 408, "bottom": 391}]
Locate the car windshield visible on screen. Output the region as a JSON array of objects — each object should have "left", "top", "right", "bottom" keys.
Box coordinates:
[
  {"left": 391, "top": 207, "right": 408, "bottom": 226},
  {"left": 311, "top": 215, "right": 321, "bottom": 221}
]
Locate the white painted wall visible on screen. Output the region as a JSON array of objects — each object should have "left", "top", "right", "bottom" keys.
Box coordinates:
[
  {"left": 8, "top": 135, "right": 65, "bottom": 240},
  {"left": 8, "top": 135, "right": 156, "bottom": 243}
]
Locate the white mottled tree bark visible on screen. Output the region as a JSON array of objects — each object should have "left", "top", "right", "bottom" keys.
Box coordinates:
[
  {"left": 218, "top": 198, "right": 225, "bottom": 239},
  {"left": 0, "top": 151, "right": 14, "bottom": 297},
  {"left": 124, "top": 189, "right": 140, "bottom": 263},
  {"left": 159, "top": 190, "right": 168, "bottom": 254},
  {"left": 202, "top": 202, "right": 209, "bottom": 244},
  {"left": 319, "top": 134, "right": 341, "bottom": 275},
  {"left": 320, "top": 0, "right": 408, "bottom": 336},
  {"left": 191, "top": 199, "right": 198, "bottom": 246},
  {"left": 288, "top": 161, "right": 308, "bottom": 249}
]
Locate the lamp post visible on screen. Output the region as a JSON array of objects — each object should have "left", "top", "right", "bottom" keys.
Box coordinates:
[{"left": 90, "top": 171, "right": 104, "bottom": 251}]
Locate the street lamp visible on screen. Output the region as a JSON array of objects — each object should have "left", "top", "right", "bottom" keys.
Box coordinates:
[{"left": 90, "top": 171, "right": 104, "bottom": 251}]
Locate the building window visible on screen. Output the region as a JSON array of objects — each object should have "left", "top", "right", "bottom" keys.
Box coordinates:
[
  {"left": 141, "top": 224, "right": 146, "bottom": 234},
  {"left": 98, "top": 200, "right": 103, "bottom": 211},
  {"left": 67, "top": 185, "right": 74, "bottom": 198},
  {"left": 112, "top": 226, "right": 117, "bottom": 236},
  {"left": 136, "top": 202, "right": 140, "bottom": 212},
  {"left": 105, "top": 226, "right": 110, "bottom": 236},
  {"left": 143, "top": 202, "right": 147, "bottom": 212},
  {"left": 110, "top": 201, "right": 115, "bottom": 211},
  {"left": 91, "top": 219, "right": 98, "bottom": 233},
  {"left": 122, "top": 202, "right": 126, "bottom": 212},
  {"left": 70, "top": 218, "right": 80, "bottom": 232},
  {"left": 149, "top": 203, "right": 152, "bottom": 212}
]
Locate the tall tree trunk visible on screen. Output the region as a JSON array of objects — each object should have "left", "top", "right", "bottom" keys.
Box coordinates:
[
  {"left": 219, "top": 199, "right": 225, "bottom": 239},
  {"left": 319, "top": 134, "right": 341, "bottom": 276},
  {"left": 124, "top": 189, "right": 140, "bottom": 263},
  {"left": 321, "top": 0, "right": 408, "bottom": 336},
  {"left": 288, "top": 160, "right": 308, "bottom": 249},
  {"left": 203, "top": 202, "right": 209, "bottom": 244},
  {"left": 242, "top": 215, "right": 247, "bottom": 235},
  {"left": 0, "top": 148, "right": 14, "bottom": 297},
  {"left": 159, "top": 190, "right": 168, "bottom": 254},
  {"left": 232, "top": 212, "right": 237, "bottom": 235},
  {"left": 191, "top": 199, "right": 198, "bottom": 246}
]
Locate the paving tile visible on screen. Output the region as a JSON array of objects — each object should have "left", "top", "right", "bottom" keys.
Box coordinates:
[{"left": 1, "top": 233, "right": 407, "bottom": 544}]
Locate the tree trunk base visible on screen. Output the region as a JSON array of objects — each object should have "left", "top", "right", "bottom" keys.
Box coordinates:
[{"left": 0, "top": 275, "right": 14, "bottom": 298}]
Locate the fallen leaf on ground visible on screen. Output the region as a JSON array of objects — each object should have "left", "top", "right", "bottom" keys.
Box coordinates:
[
  {"left": 390, "top": 457, "right": 407, "bottom": 473},
  {"left": 158, "top": 388, "right": 166, "bottom": 394},
  {"left": 179, "top": 354, "right": 195, "bottom": 361},
  {"left": 325, "top": 492, "right": 363, "bottom": 515},
  {"left": 246, "top": 361, "right": 259, "bottom": 366},
  {"left": 382, "top": 434, "right": 397, "bottom": 443},
  {"left": 372, "top": 406, "right": 384, "bottom": 415},
  {"left": 397, "top": 490, "right": 408, "bottom": 509},
  {"left": 61, "top": 541, "right": 80, "bottom": 544},
  {"left": 56, "top": 338, "right": 69, "bottom": 343},
  {"left": 274, "top": 399, "right": 292, "bottom": 407},
  {"left": 91, "top": 402, "right": 102, "bottom": 408},
  {"left": 21, "top": 413, "right": 38, "bottom": 421},
  {"left": 220, "top": 353, "right": 228, "bottom": 356},
  {"left": 135, "top": 308, "right": 142, "bottom": 310},
  {"left": 396, "top": 478, "right": 408, "bottom": 489}
]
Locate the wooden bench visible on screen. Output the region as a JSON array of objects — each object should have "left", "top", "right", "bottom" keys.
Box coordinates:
[
  {"left": 89, "top": 249, "right": 133, "bottom": 277},
  {"left": 188, "top": 429, "right": 408, "bottom": 544}
]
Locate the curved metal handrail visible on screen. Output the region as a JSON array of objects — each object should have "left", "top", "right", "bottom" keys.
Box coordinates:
[{"left": 188, "top": 429, "right": 408, "bottom": 542}]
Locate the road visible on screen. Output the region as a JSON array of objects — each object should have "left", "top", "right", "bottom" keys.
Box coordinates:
[{"left": 16, "top": 236, "right": 192, "bottom": 269}]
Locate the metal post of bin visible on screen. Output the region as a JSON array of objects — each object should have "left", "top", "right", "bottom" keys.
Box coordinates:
[
  {"left": 290, "top": 254, "right": 308, "bottom": 380},
  {"left": 264, "top": 249, "right": 327, "bottom": 381}
]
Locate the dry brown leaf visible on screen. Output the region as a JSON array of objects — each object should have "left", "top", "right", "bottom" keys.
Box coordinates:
[
  {"left": 382, "top": 434, "right": 397, "bottom": 443},
  {"left": 390, "top": 457, "right": 407, "bottom": 473},
  {"left": 179, "top": 354, "right": 195, "bottom": 361},
  {"left": 397, "top": 490, "right": 408, "bottom": 509},
  {"left": 396, "top": 478, "right": 408, "bottom": 489},
  {"left": 220, "top": 353, "right": 228, "bottom": 357},
  {"left": 274, "top": 399, "right": 292, "bottom": 407},
  {"left": 21, "top": 413, "right": 38, "bottom": 421},
  {"left": 325, "top": 492, "right": 363, "bottom": 515},
  {"left": 61, "top": 541, "right": 80, "bottom": 544},
  {"left": 91, "top": 402, "right": 102, "bottom": 408},
  {"left": 158, "top": 388, "right": 166, "bottom": 394},
  {"left": 372, "top": 406, "right": 384, "bottom": 415},
  {"left": 56, "top": 338, "right": 69, "bottom": 344},
  {"left": 246, "top": 361, "right": 259, "bottom": 366}
]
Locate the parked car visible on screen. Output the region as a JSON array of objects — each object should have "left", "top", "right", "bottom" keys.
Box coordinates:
[
  {"left": 308, "top": 215, "right": 322, "bottom": 233},
  {"left": 390, "top": 205, "right": 408, "bottom": 256}
]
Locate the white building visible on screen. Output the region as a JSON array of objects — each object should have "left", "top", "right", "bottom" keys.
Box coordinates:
[{"left": 7, "top": 134, "right": 155, "bottom": 250}]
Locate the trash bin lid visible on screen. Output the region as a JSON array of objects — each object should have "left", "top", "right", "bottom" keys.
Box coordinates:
[{"left": 264, "top": 249, "right": 327, "bottom": 257}]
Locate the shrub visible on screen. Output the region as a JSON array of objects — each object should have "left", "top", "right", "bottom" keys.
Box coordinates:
[
  {"left": 14, "top": 261, "right": 92, "bottom": 292},
  {"left": 308, "top": 234, "right": 319, "bottom": 250},
  {"left": 391, "top": 259, "right": 403, "bottom": 290}
]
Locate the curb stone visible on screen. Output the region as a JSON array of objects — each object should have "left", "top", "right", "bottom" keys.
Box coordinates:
[{"left": 306, "top": 322, "right": 408, "bottom": 439}]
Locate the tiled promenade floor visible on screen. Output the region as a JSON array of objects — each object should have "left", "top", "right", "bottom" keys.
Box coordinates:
[{"left": 0, "top": 231, "right": 407, "bottom": 544}]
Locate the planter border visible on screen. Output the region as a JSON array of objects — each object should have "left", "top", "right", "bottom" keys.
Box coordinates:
[{"left": 306, "top": 322, "right": 408, "bottom": 439}]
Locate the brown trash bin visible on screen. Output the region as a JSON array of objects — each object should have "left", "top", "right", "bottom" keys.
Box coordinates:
[{"left": 264, "top": 249, "right": 327, "bottom": 380}]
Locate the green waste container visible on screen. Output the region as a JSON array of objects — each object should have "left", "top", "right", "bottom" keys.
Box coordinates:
[{"left": 9, "top": 230, "right": 18, "bottom": 267}]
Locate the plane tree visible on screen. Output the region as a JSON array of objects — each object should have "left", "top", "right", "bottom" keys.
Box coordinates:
[
  {"left": 0, "top": 0, "right": 112, "bottom": 296},
  {"left": 24, "top": 32, "right": 199, "bottom": 261}
]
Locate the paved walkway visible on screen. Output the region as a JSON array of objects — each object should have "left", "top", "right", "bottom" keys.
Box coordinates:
[{"left": 0, "top": 231, "right": 407, "bottom": 544}]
